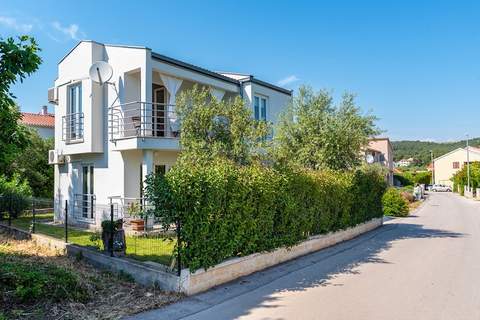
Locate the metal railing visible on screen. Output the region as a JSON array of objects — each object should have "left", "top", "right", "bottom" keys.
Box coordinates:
[
  {"left": 108, "top": 102, "right": 179, "bottom": 141},
  {"left": 62, "top": 112, "right": 84, "bottom": 142},
  {"left": 108, "top": 196, "right": 155, "bottom": 223},
  {"left": 73, "top": 193, "right": 96, "bottom": 223}
]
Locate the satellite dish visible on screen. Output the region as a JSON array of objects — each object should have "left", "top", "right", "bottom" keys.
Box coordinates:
[
  {"left": 366, "top": 154, "right": 375, "bottom": 164},
  {"left": 89, "top": 61, "right": 113, "bottom": 85}
]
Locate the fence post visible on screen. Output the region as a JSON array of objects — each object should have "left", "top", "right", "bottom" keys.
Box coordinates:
[
  {"left": 64, "top": 200, "right": 68, "bottom": 243},
  {"left": 176, "top": 218, "right": 181, "bottom": 276},
  {"left": 31, "top": 198, "right": 36, "bottom": 234},
  {"left": 110, "top": 203, "right": 114, "bottom": 257},
  {"left": 90, "top": 195, "right": 94, "bottom": 219}
]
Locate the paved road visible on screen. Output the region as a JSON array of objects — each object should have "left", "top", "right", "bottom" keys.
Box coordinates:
[{"left": 130, "top": 193, "right": 480, "bottom": 320}]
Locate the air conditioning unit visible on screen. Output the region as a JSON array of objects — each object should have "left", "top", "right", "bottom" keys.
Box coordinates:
[
  {"left": 48, "top": 87, "right": 58, "bottom": 105},
  {"left": 48, "top": 150, "right": 65, "bottom": 165}
]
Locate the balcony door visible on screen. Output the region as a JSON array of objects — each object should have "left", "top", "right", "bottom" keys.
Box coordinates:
[
  {"left": 82, "top": 165, "right": 94, "bottom": 219},
  {"left": 153, "top": 87, "right": 166, "bottom": 137}
]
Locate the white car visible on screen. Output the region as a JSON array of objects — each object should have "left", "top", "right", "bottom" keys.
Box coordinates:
[{"left": 431, "top": 184, "right": 452, "bottom": 192}]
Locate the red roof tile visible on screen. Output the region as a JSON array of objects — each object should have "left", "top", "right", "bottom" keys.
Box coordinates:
[{"left": 21, "top": 112, "right": 55, "bottom": 128}]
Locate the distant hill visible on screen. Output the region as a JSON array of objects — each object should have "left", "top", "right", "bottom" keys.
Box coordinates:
[{"left": 392, "top": 138, "right": 480, "bottom": 166}]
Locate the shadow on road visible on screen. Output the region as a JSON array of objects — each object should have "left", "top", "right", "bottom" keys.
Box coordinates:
[
  {"left": 133, "top": 220, "right": 465, "bottom": 320},
  {"left": 185, "top": 222, "right": 465, "bottom": 320}
]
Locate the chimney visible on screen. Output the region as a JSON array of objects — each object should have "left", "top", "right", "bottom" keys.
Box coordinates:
[{"left": 40, "top": 105, "right": 48, "bottom": 115}]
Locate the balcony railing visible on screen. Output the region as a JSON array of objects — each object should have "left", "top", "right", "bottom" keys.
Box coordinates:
[
  {"left": 108, "top": 102, "right": 179, "bottom": 141},
  {"left": 62, "top": 112, "right": 84, "bottom": 143},
  {"left": 73, "top": 193, "right": 96, "bottom": 223}
]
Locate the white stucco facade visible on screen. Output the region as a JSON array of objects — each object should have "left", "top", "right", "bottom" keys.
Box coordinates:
[{"left": 51, "top": 40, "right": 292, "bottom": 227}]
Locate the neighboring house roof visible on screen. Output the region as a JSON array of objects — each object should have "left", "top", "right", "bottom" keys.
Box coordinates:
[
  {"left": 21, "top": 112, "right": 55, "bottom": 128},
  {"left": 433, "top": 147, "right": 480, "bottom": 162}
]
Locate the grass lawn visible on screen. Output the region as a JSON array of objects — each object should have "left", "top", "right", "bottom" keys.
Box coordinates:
[{"left": 8, "top": 213, "right": 176, "bottom": 266}]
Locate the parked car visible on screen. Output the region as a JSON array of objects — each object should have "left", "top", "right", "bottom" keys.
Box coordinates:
[{"left": 431, "top": 184, "right": 452, "bottom": 192}]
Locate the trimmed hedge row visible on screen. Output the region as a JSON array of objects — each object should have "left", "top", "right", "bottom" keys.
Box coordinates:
[{"left": 145, "top": 160, "right": 386, "bottom": 271}]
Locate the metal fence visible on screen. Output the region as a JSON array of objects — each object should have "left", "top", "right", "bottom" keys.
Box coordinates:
[
  {"left": 0, "top": 195, "right": 181, "bottom": 274},
  {"left": 0, "top": 195, "right": 54, "bottom": 229}
]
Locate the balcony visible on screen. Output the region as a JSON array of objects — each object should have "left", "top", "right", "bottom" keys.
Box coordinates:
[
  {"left": 108, "top": 102, "right": 180, "bottom": 151},
  {"left": 109, "top": 102, "right": 179, "bottom": 139},
  {"left": 62, "top": 112, "right": 84, "bottom": 143}
]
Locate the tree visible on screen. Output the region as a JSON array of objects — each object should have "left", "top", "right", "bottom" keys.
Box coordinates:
[
  {"left": 7, "top": 129, "right": 54, "bottom": 198},
  {"left": 274, "top": 86, "right": 379, "bottom": 170},
  {"left": 175, "top": 85, "right": 269, "bottom": 165},
  {"left": 452, "top": 161, "right": 480, "bottom": 194},
  {"left": 0, "top": 36, "right": 42, "bottom": 172}
]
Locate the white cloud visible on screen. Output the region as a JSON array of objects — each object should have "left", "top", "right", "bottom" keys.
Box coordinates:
[
  {"left": 52, "top": 21, "right": 85, "bottom": 40},
  {"left": 277, "top": 75, "right": 300, "bottom": 86},
  {"left": 0, "top": 16, "right": 33, "bottom": 32}
]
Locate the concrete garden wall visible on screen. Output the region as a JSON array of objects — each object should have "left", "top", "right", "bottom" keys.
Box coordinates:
[{"left": 180, "top": 217, "right": 382, "bottom": 295}]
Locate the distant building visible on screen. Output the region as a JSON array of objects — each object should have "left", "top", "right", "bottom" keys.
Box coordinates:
[
  {"left": 366, "top": 137, "right": 394, "bottom": 186},
  {"left": 21, "top": 106, "right": 55, "bottom": 139},
  {"left": 395, "top": 157, "right": 418, "bottom": 167},
  {"left": 432, "top": 147, "right": 480, "bottom": 187}
]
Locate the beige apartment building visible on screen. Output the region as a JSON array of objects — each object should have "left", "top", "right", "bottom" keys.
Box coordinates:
[
  {"left": 367, "top": 137, "right": 394, "bottom": 186},
  {"left": 433, "top": 147, "right": 480, "bottom": 187}
]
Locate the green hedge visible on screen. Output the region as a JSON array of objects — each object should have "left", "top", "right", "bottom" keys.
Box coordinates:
[
  {"left": 145, "top": 160, "right": 386, "bottom": 271},
  {"left": 382, "top": 188, "right": 409, "bottom": 217}
]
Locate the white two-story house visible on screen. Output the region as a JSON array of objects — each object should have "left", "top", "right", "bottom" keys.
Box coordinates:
[{"left": 49, "top": 40, "right": 292, "bottom": 227}]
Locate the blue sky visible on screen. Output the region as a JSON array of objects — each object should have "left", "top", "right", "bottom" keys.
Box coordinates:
[{"left": 1, "top": 0, "right": 480, "bottom": 141}]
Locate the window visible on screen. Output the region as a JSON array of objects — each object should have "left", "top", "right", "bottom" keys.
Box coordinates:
[
  {"left": 253, "top": 95, "right": 267, "bottom": 121},
  {"left": 67, "top": 83, "right": 83, "bottom": 140},
  {"left": 69, "top": 83, "right": 82, "bottom": 114},
  {"left": 155, "top": 165, "right": 166, "bottom": 176},
  {"left": 453, "top": 162, "right": 459, "bottom": 169}
]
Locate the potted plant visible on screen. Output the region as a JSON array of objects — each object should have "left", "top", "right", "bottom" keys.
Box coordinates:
[
  {"left": 101, "top": 219, "right": 126, "bottom": 255},
  {"left": 128, "top": 202, "right": 145, "bottom": 231}
]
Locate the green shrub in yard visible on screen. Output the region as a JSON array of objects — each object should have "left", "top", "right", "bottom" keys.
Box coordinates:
[
  {"left": 145, "top": 159, "right": 386, "bottom": 271},
  {"left": 382, "top": 188, "right": 409, "bottom": 217},
  {"left": 0, "top": 253, "right": 89, "bottom": 303},
  {"left": 0, "top": 174, "right": 32, "bottom": 220}
]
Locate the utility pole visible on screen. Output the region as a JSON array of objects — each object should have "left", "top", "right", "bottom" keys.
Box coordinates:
[
  {"left": 467, "top": 134, "right": 471, "bottom": 192},
  {"left": 430, "top": 150, "right": 434, "bottom": 184}
]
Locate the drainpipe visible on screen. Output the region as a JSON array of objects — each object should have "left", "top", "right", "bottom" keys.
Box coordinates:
[{"left": 238, "top": 79, "right": 245, "bottom": 99}]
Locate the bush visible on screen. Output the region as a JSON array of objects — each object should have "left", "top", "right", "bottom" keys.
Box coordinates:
[
  {"left": 145, "top": 160, "right": 386, "bottom": 271},
  {"left": 452, "top": 162, "right": 480, "bottom": 194},
  {"left": 0, "top": 174, "right": 32, "bottom": 219},
  {"left": 382, "top": 188, "right": 409, "bottom": 217},
  {"left": 394, "top": 171, "right": 431, "bottom": 186},
  {"left": 0, "top": 254, "right": 88, "bottom": 303}
]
